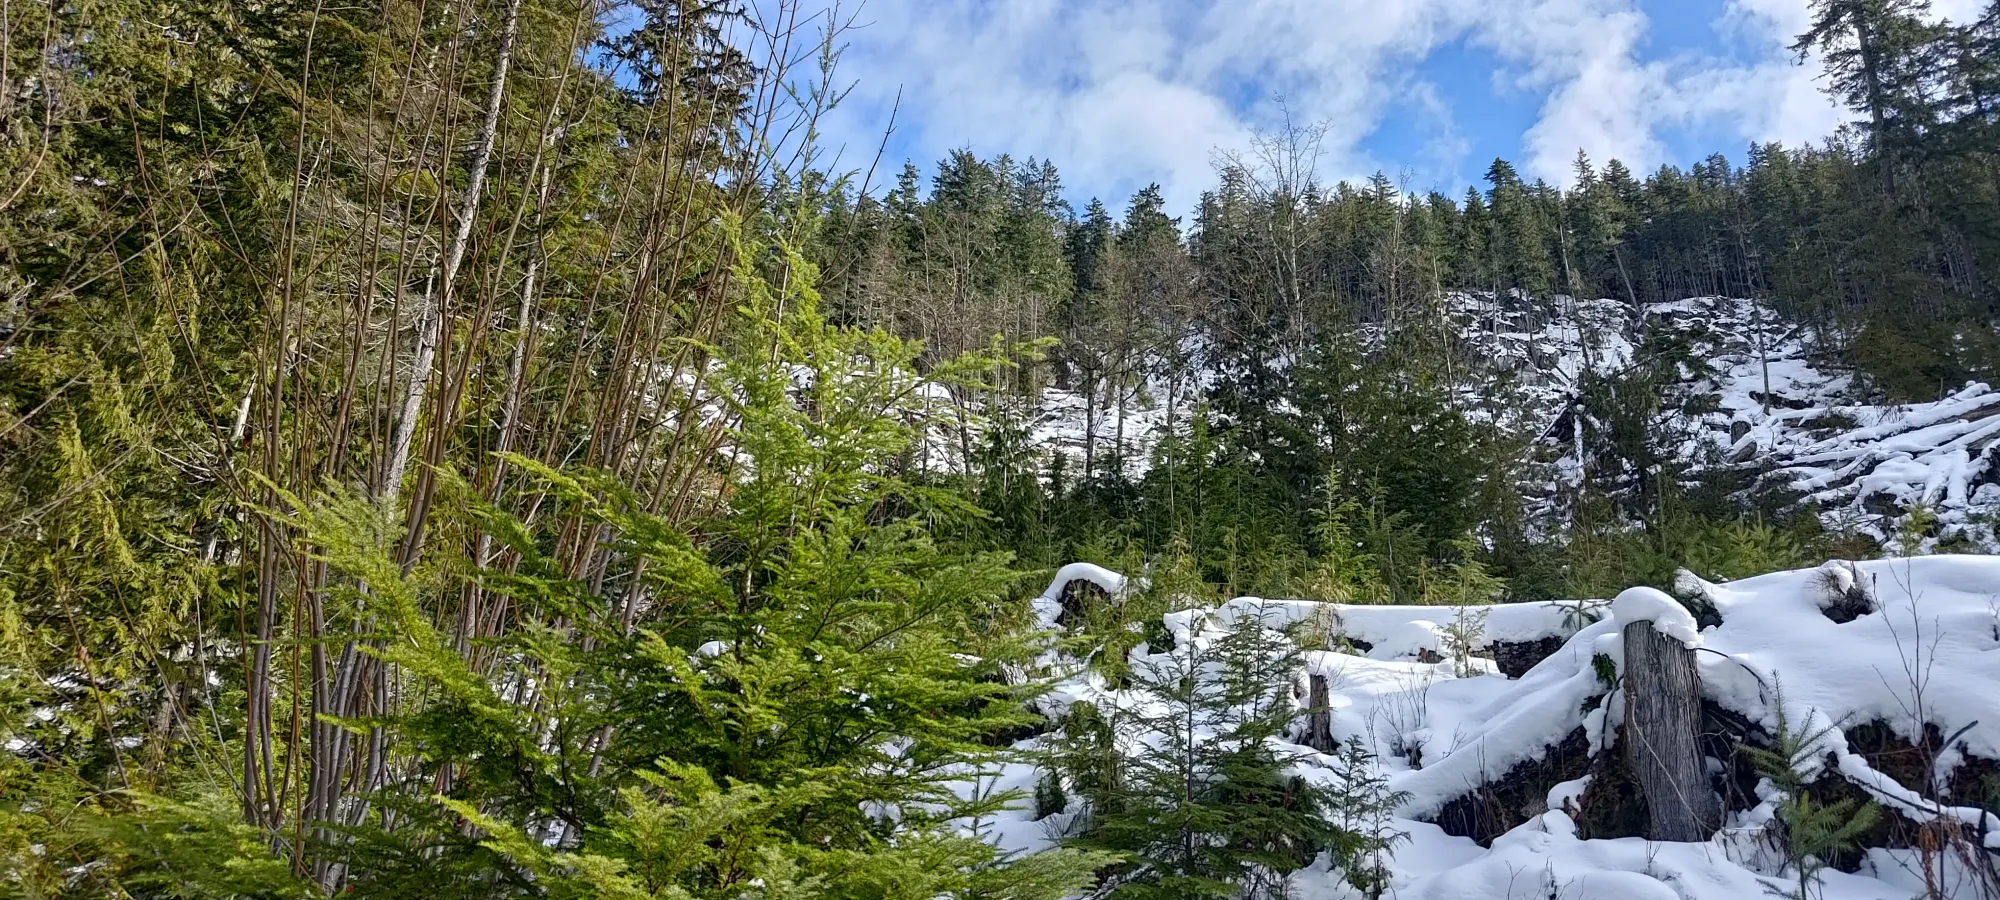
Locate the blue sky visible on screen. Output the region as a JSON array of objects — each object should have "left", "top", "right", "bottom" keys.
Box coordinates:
[{"left": 796, "top": 0, "right": 1983, "bottom": 214}]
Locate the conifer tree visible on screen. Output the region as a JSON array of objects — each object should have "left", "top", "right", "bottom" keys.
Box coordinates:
[
  {"left": 322, "top": 214, "right": 1108, "bottom": 899},
  {"left": 1794, "top": 0, "right": 1945, "bottom": 196},
  {"left": 1068, "top": 606, "right": 1367, "bottom": 899},
  {"left": 1744, "top": 697, "right": 1883, "bottom": 900}
]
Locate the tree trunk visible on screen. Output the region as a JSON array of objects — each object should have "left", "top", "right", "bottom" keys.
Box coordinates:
[
  {"left": 382, "top": 0, "right": 522, "bottom": 502},
  {"left": 320, "top": 0, "right": 521, "bottom": 887},
  {"left": 1305, "top": 674, "right": 1336, "bottom": 753},
  {"left": 1621, "top": 621, "right": 1718, "bottom": 841},
  {"left": 1613, "top": 244, "right": 1638, "bottom": 308},
  {"left": 1082, "top": 365, "right": 1097, "bottom": 481},
  {"left": 1164, "top": 364, "right": 1179, "bottom": 518},
  {"left": 1854, "top": 13, "right": 1897, "bottom": 198},
  {"left": 1112, "top": 372, "right": 1126, "bottom": 478}
]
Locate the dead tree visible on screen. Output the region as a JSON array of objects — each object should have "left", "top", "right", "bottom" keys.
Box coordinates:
[
  {"left": 1622, "top": 620, "right": 1720, "bottom": 841},
  {"left": 1305, "top": 674, "right": 1337, "bottom": 753}
]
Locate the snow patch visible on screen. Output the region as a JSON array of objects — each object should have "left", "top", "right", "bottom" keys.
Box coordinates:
[{"left": 1608, "top": 586, "right": 1703, "bottom": 648}]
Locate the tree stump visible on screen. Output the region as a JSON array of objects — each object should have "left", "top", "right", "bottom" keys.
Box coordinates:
[
  {"left": 1622, "top": 620, "right": 1720, "bottom": 841},
  {"left": 1305, "top": 674, "right": 1336, "bottom": 753},
  {"left": 1054, "top": 578, "right": 1108, "bottom": 629}
]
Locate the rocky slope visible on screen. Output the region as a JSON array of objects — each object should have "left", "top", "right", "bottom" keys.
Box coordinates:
[{"left": 1017, "top": 293, "right": 2000, "bottom": 551}]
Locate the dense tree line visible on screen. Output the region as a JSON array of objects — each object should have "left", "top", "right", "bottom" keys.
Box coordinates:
[
  {"left": 820, "top": 0, "right": 2000, "bottom": 406},
  {"left": 800, "top": 0, "right": 2000, "bottom": 598}
]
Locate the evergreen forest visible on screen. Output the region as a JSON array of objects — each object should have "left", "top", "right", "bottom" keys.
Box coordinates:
[{"left": 2, "top": 0, "right": 1998, "bottom": 896}]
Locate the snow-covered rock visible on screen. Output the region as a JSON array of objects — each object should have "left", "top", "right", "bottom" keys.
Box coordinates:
[{"left": 1032, "top": 562, "right": 1136, "bottom": 628}]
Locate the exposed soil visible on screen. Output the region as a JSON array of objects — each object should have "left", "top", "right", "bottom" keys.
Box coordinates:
[
  {"left": 1702, "top": 700, "right": 1772, "bottom": 816},
  {"left": 1846, "top": 719, "right": 1942, "bottom": 795},
  {"left": 1432, "top": 727, "right": 1594, "bottom": 846},
  {"left": 1490, "top": 636, "right": 1568, "bottom": 679},
  {"left": 1819, "top": 581, "right": 1877, "bottom": 624},
  {"left": 1573, "top": 731, "right": 1650, "bottom": 840},
  {"left": 1054, "top": 577, "right": 1110, "bottom": 629}
]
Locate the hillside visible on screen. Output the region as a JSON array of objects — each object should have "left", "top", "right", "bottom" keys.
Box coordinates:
[
  {"left": 6, "top": 0, "right": 1998, "bottom": 894},
  {"left": 1017, "top": 293, "right": 2000, "bottom": 552}
]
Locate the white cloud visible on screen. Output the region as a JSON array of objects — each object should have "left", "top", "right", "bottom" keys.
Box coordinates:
[
  {"left": 1479, "top": 0, "right": 1667, "bottom": 181},
  {"left": 798, "top": 0, "right": 1930, "bottom": 208}
]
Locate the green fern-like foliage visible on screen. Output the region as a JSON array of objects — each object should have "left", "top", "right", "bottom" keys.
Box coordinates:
[{"left": 1785, "top": 792, "right": 1883, "bottom": 862}]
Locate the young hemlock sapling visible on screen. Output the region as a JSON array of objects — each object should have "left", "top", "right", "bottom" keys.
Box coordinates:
[
  {"left": 1744, "top": 691, "right": 1882, "bottom": 900},
  {"left": 1063, "top": 606, "right": 1382, "bottom": 898}
]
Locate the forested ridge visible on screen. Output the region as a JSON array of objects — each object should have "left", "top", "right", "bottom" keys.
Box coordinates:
[{"left": 0, "top": 0, "right": 1997, "bottom": 896}]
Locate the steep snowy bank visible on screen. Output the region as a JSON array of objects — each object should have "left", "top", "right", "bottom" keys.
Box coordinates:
[
  {"left": 1457, "top": 292, "right": 2000, "bottom": 549},
  {"left": 954, "top": 557, "right": 2000, "bottom": 899}
]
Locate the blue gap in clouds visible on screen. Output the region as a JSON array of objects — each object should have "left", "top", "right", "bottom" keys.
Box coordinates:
[
  {"left": 1634, "top": 0, "right": 1759, "bottom": 173},
  {"left": 1636, "top": 0, "right": 1739, "bottom": 60},
  {"left": 1370, "top": 40, "right": 1541, "bottom": 195}
]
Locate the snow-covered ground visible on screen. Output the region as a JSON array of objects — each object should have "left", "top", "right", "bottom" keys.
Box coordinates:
[
  {"left": 1026, "top": 383, "right": 1179, "bottom": 481},
  {"left": 1605, "top": 296, "right": 2000, "bottom": 549},
  {"left": 953, "top": 557, "right": 2000, "bottom": 899}
]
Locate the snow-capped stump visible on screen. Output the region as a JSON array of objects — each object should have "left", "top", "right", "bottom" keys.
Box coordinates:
[
  {"left": 1813, "top": 560, "right": 1876, "bottom": 623},
  {"left": 1033, "top": 562, "right": 1131, "bottom": 630},
  {"left": 1609, "top": 586, "right": 1703, "bottom": 648},
  {"left": 1612, "top": 587, "right": 1721, "bottom": 841}
]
